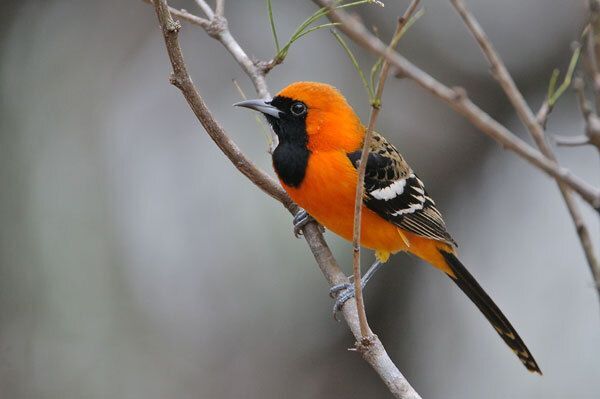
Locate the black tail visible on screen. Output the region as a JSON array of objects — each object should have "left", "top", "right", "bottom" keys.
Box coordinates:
[{"left": 439, "top": 249, "right": 542, "bottom": 374}]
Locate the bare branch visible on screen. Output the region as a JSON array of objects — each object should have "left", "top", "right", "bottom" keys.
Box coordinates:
[
  {"left": 587, "top": 1, "right": 600, "bottom": 113},
  {"left": 352, "top": 0, "right": 421, "bottom": 341},
  {"left": 215, "top": 0, "right": 225, "bottom": 17},
  {"left": 151, "top": 11, "right": 287, "bottom": 210},
  {"left": 574, "top": 77, "right": 600, "bottom": 150},
  {"left": 144, "top": 0, "right": 272, "bottom": 148},
  {"left": 312, "top": 0, "right": 600, "bottom": 211},
  {"left": 576, "top": 77, "right": 594, "bottom": 121},
  {"left": 537, "top": 44, "right": 581, "bottom": 128},
  {"left": 449, "top": 0, "right": 600, "bottom": 298},
  {"left": 535, "top": 100, "right": 551, "bottom": 129},
  {"left": 144, "top": 0, "right": 269, "bottom": 99},
  {"left": 150, "top": 1, "right": 422, "bottom": 397},
  {"left": 303, "top": 223, "right": 422, "bottom": 399},
  {"left": 194, "top": 0, "right": 215, "bottom": 19},
  {"left": 145, "top": 1, "right": 211, "bottom": 28}
]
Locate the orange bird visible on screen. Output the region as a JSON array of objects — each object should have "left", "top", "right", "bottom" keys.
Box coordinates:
[{"left": 235, "top": 81, "right": 541, "bottom": 374}]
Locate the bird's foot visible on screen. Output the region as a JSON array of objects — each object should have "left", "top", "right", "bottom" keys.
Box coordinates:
[
  {"left": 292, "top": 209, "right": 323, "bottom": 237},
  {"left": 329, "top": 282, "right": 357, "bottom": 320},
  {"left": 328, "top": 260, "right": 384, "bottom": 320}
]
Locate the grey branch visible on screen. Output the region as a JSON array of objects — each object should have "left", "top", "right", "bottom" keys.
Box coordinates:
[
  {"left": 215, "top": 0, "right": 225, "bottom": 17},
  {"left": 143, "top": 0, "right": 274, "bottom": 149},
  {"left": 194, "top": 0, "right": 215, "bottom": 19},
  {"left": 144, "top": 0, "right": 269, "bottom": 99},
  {"left": 450, "top": 0, "right": 600, "bottom": 303},
  {"left": 313, "top": 0, "right": 600, "bottom": 211},
  {"left": 149, "top": 0, "right": 422, "bottom": 398},
  {"left": 587, "top": 0, "right": 600, "bottom": 113},
  {"left": 573, "top": 77, "right": 600, "bottom": 151},
  {"left": 351, "top": 0, "right": 421, "bottom": 342}
]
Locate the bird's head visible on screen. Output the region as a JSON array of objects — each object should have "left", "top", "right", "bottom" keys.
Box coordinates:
[{"left": 235, "top": 82, "right": 364, "bottom": 152}]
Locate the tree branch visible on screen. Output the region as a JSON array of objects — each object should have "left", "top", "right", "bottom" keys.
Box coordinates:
[
  {"left": 573, "top": 77, "right": 600, "bottom": 151},
  {"left": 215, "top": 0, "right": 225, "bottom": 17},
  {"left": 587, "top": 0, "right": 600, "bottom": 113},
  {"left": 450, "top": 0, "right": 600, "bottom": 302},
  {"left": 352, "top": 0, "right": 421, "bottom": 341},
  {"left": 194, "top": 0, "right": 215, "bottom": 19},
  {"left": 143, "top": 0, "right": 270, "bottom": 99},
  {"left": 312, "top": 0, "right": 600, "bottom": 211},
  {"left": 149, "top": 0, "right": 421, "bottom": 397}
]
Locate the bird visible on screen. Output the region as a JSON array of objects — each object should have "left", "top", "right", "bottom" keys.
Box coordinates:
[{"left": 235, "top": 81, "right": 541, "bottom": 374}]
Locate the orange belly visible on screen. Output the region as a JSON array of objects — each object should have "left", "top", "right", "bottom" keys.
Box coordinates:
[{"left": 281, "top": 150, "right": 454, "bottom": 275}]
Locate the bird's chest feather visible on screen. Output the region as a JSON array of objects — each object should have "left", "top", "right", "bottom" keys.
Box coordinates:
[
  {"left": 277, "top": 150, "right": 410, "bottom": 254},
  {"left": 279, "top": 150, "right": 359, "bottom": 231}
]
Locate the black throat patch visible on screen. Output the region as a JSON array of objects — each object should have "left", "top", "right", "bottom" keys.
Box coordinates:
[{"left": 265, "top": 96, "right": 310, "bottom": 188}]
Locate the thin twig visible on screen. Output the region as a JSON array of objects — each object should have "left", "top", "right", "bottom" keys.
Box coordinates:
[
  {"left": 215, "top": 0, "right": 225, "bottom": 17},
  {"left": 536, "top": 101, "right": 551, "bottom": 129},
  {"left": 266, "top": 0, "right": 281, "bottom": 54},
  {"left": 352, "top": 0, "right": 421, "bottom": 341},
  {"left": 144, "top": 0, "right": 274, "bottom": 149},
  {"left": 547, "top": 44, "right": 581, "bottom": 106},
  {"left": 194, "top": 0, "right": 215, "bottom": 19},
  {"left": 312, "top": 0, "right": 600, "bottom": 211},
  {"left": 146, "top": 1, "right": 211, "bottom": 27},
  {"left": 538, "top": 44, "right": 582, "bottom": 128},
  {"left": 588, "top": 27, "right": 600, "bottom": 92},
  {"left": 450, "top": 0, "right": 600, "bottom": 300},
  {"left": 143, "top": 0, "right": 270, "bottom": 99},
  {"left": 574, "top": 77, "right": 600, "bottom": 150},
  {"left": 150, "top": 1, "right": 422, "bottom": 397},
  {"left": 587, "top": 1, "right": 600, "bottom": 113}
]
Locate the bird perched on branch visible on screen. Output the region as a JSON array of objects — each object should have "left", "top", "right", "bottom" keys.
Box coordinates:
[{"left": 235, "top": 81, "right": 541, "bottom": 374}]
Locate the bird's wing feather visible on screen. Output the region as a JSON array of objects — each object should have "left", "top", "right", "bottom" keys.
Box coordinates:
[{"left": 347, "top": 132, "right": 456, "bottom": 246}]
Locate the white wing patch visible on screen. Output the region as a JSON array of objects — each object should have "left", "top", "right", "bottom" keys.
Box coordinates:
[
  {"left": 369, "top": 173, "right": 413, "bottom": 201},
  {"left": 391, "top": 201, "right": 424, "bottom": 216},
  {"left": 369, "top": 178, "right": 407, "bottom": 200},
  {"left": 368, "top": 173, "right": 429, "bottom": 216}
]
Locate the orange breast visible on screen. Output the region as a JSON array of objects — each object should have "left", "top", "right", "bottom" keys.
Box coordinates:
[
  {"left": 282, "top": 150, "right": 407, "bottom": 254},
  {"left": 281, "top": 150, "right": 455, "bottom": 275}
]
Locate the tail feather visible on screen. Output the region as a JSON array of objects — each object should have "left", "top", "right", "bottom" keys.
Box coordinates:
[{"left": 439, "top": 249, "right": 542, "bottom": 374}]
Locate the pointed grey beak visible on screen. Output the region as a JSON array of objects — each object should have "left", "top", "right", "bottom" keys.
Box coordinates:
[{"left": 234, "top": 99, "right": 281, "bottom": 118}]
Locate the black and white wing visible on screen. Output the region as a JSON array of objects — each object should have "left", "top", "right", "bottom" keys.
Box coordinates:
[{"left": 347, "top": 132, "right": 456, "bottom": 246}]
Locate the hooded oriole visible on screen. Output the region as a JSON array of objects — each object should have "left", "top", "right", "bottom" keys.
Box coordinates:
[{"left": 235, "top": 81, "right": 541, "bottom": 374}]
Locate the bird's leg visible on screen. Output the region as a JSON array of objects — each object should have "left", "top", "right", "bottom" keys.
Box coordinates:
[
  {"left": 329, "top": 260, "right": 384, "bottom": 319},
  {"left": 292, "top": 209, "right": 323, "bottom": 238}
]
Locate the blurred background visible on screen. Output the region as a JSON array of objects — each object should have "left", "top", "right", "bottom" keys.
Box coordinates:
[{"left": 1, "top": 0, "right": 599, "bottom": 398}]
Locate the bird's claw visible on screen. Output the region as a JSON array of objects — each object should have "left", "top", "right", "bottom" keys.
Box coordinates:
[
  {"left": 330, "top": 283, "right": 357, "bottom": 321},
  {"left": 329, "top": 261, "right": 384, "bottom": 319},
  {"left": 329, "top": 282, "right": 352, "bottom": 298},
  {"left": 292, "top": 209, "right": 323, "bottom": 238}
]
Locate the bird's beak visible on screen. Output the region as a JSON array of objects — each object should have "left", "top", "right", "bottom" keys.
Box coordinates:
[{"left": 234, "top": 99, "right": 281, "bottom": 119}]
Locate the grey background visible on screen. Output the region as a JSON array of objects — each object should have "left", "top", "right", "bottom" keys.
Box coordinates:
[{"left": 1, "top": 0, "right": 599, "bottom": 398}]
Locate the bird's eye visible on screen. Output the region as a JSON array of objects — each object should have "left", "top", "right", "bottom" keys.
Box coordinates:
[{"left": 290, "top": 102, "right": 307, "bottom": 116}]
